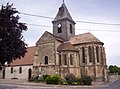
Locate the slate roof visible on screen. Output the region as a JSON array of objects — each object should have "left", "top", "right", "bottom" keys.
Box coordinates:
[
  {"left": 52, "top": 3, "right": 75, "bottom": 24},
  {"left": 69, "top": 32, "right": 103, "bottom": 45},
  {"left": 57, "top": 42, "right": 77, "bottom": 52},
  {"left": 8, "top": 46, "right": 35, "bottom": 66}
]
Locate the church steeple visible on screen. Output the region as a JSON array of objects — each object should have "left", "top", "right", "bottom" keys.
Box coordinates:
[
  {"left": 52, "top": 2, "right": 75, "bottom": 41},
  {"left": 53, "top": 3, "right": 75, "bottom": 24}
]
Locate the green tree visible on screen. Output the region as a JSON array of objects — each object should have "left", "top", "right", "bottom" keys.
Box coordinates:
[
  {"left": 0, "top": 3, "right": 27, "bottom": 66},
  {"left": 109, "top": 65, "right": 120, "bottom": 75},
  {"left": 109, "top": 65, "right": 115, "bottom": 73}
]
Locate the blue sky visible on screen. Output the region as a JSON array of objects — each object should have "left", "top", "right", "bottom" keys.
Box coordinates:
[{"left": 0, "top": 0, "right": 120, "bottom": 66}]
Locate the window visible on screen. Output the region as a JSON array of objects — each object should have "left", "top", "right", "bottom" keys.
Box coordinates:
[
  {"left": 59, "top": 54, "right": 61, "bottom": 65},
  {"left": 96, "top": 46, "right": 99, "bottom": 62},
  {"left": 19, "top": 67, "right": 22, "bottom": 74},
  {"left": 88, "top": 46, "right": 92, "bottom": 62},
  {"left": 100, "top": 47, "right": 103, "bottom": 64},
  {"left": 44, "top": 56, "right": 48, "bottom": 64},
  {"left": 78, "top": 53, "right": 80, "bottom": 65},
  {"left": 11, "top": 67, "right": 13, "bottom": 74},
  {"left": 63, "top": 54, "right": 67, "bottom": 65},
  {"left": 58, "top": 24, "right": 62, "bottom": 33},
  {"left": 70, "top": 24, "right": 72, "bottom": 34},
  {"left": 70, "top": 54, "right": 73, "bottom": 65},
  {"left": 82, "top": 47, "right": 85, "bottom": 63}
]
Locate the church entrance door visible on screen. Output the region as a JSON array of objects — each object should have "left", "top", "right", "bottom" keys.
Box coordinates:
[{"left": 28, "top": 68, "right": 32, "bottom": 80}]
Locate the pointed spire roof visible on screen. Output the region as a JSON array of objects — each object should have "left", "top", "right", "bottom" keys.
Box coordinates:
[{"left": 52, "top": 3, "right": 75, "bottom": 24}]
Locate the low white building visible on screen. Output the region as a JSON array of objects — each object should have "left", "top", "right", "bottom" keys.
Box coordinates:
[{"left": 4, "top": 46, "right": 35, "bottom": 80}]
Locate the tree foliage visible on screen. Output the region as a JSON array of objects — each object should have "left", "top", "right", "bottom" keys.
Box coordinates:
[
  {"left": 0, "top": 3, "right": 27, "bottom": 65},
  {"left": 109, "top": 65, "right": 120, "bottom": 75}
]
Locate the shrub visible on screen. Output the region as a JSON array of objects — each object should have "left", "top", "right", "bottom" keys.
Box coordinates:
[
  {"left": 67, "top": 78, "right": 77, "bottom": 85},
  {"left": 59, "top": 78, "right": 69, "bottom": 85},
  {"left": 71, "top": 82, "right": 78, "bottom": 85},
  {"left": 65, "top": 73, "right": 76, "bottom": 81},
  {"left": 63, "top": 81, "right": 68, "bottom": 85},
  {"left": 45, "top": 75, "right": 60, "bottom": 84},
  {"left": 59, "top": 78, "right": 64, "bottom": 85},
  {"left": 43, "top": 75, "right": 50, "bottom": 80},
  {"left": 45, "top": 75, "right": 52, "bottom": 84},
  {"left": 51, "top": 75, "right": 60, "bottom": 84},
  {"left": 76, "top": 78, "right": 82, "bottom": 85},
  {"left": 81, "top": 75, "right": 92, "bottom": 85},
  {"left": 64, "top": 73, "right": 78, "bottom": 85}
]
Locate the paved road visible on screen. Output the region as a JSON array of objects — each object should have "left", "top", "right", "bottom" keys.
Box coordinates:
[{"left": 0, "top": 79, "right": 120, "bottom": 89}]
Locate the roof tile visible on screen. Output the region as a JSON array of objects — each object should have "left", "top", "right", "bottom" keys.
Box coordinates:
[
  {"left": 57, "top": 42, "right": 77, "bottom": 52},
  {"left": 9, "top": 46, "right": 35, "bottom": 66},
  {"left": 69, "top": 32, "right": 103, "bottom": 45}
]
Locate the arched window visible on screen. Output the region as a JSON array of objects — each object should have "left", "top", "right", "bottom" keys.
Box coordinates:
[
  {"left": 44, "top": 56, "right": 48, "bottom": 64},
  {"left": 100, "top": 47, "right": 103, "bottom": 64},
  {"left": 58, "top": 24, "right": 62, "bottom": 33},
  {"left": 82, "top": 47, "right": 85, "bottom": 63},
  {"left": 78, "top": 53, "right": 80, "bottom": 65},
  {"left": 96, "top": 46, "right": 99, "bottom": 62},
  {"left": 63, "top": 54, "right": 67, "bottom": 65},
  {"left": 59, "top": 54, "right": 61, "bottom": 65},
  {"left": 88, "top": 46, "right": 92, "bottom": 62},
  {"left": 11, "top": 67, "right": 13, "bottom": 74},
  {"left": 70, "top": 24, "right": 72, "bottom": 34},
  {"left": 19, "top": 67, "right": 22, "bottom": 74},
  {"left": 70, "top": 54, "right": 73, "bottom": 65}
]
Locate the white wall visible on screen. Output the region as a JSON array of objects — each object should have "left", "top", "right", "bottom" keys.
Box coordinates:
[
  {"left": 0, "top": 70, "right": 3, "bottom": 79},
  {"left": 5, "top": 65, "right": 33, "bottom": 79}
]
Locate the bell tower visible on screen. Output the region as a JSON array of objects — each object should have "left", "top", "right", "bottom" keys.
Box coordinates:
[{"left": 52, "top": 2, "right": 76, "bottom": 41}]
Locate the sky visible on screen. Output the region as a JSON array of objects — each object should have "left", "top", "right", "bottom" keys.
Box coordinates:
[{"left": 0, "top": 0, "right": 120, "bottom": 66}]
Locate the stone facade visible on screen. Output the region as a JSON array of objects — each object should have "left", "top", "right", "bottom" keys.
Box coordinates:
[{"left": 33, "top": 3, "right": 108, "bottom": 82}]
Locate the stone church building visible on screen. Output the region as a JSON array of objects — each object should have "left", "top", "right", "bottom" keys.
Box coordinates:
[{"left": 33, "top": 2, "right": 108, "bottom": 81}]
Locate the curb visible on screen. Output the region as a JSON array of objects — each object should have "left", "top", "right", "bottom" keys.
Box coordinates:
[
  {"left": 0, "top": 82, "right": 103, "bottom": 88},
  {"left": 1, "top": 78, "right": 119, "bottom": 88}
]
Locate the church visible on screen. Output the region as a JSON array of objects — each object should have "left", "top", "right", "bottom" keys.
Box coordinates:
[{"left": 33, "top": 2, "right": 108, "bottom": 82}]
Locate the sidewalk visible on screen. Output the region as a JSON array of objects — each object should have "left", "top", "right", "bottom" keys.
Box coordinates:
[
  {"left": 0, "top": 79, "right": 47, "bottom": 87},
  {"left": 0, "top": 77, "right": 120, "bottom": 88},
  {"left": 0, "top": 78, "right": 106, "bottom": 88}
]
